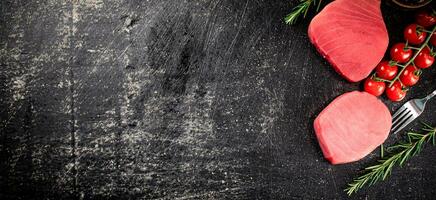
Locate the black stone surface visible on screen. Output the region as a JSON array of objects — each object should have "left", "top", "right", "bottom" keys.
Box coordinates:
[{"left": 0, "top": 0, "right": 435, "bottom": 199}]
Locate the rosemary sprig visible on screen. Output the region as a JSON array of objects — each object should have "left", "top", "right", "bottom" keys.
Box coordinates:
[
  {"left": 284, "top": 0, "right": 323, "bottom": 25},
  {"left": 345, "top": 123, "right": 436, "bottom": 196}
]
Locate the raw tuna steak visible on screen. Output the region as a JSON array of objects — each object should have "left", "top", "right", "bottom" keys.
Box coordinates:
[
  {"left": 314, "top": 91, "right": 391, "bottom": 164},
  {"left": 308, "top": 0, "right": 389, "bottom": 82}
]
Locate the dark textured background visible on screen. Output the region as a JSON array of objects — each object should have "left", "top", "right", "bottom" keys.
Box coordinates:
[{"left": 0, "top": 0, "right": 435, "bottom": 199}]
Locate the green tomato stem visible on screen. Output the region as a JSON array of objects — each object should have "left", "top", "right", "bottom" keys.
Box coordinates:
[
  {"left": 422, "top": 29, "right": 435, "bottom": 34},
  {"left": 406, "top": 46, "right": 420, "bottom": 50},
  {"left": 395, "top": 64, "right": 407, "bottom": 68},
  {"left": 374, "top": 77, "right": 393, "bottom": 83}
]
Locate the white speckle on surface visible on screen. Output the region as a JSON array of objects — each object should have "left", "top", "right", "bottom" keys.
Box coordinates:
[
  {"left": 258, "top": 87, "right": 284, "bottom": 147},
  {"left": 11, "top": 78, "right": 26, "bottom": 101}
]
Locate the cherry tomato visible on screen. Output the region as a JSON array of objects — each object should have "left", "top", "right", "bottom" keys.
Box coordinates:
[
  {"left": 364, "top": 77, "right": 386, "bottom": 97},
  {"left": 385, "top": 81, "right": 406, "bottom": 102},
  {"left": 431, "top": 32, "right": 436, "bottom": 47},
  {"left": 375, "top": 61, "right": 398, "bottom": 80},
  {"left": 404, "top": 24, "right": 427, "bottom": 45},
  {"left": 415, "top": 46, "right": 435, "bottom": 69},
  {"left": 415, "top": 11, "right": 436, "bottom": 28},
  {"left": 390, "top": 43, "right": 413, "bottom": 63},
  {"left": 399, "top": 65, "right": 420, "bottom": 86}
]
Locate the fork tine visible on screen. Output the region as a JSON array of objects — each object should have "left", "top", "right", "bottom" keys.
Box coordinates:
[
  {"left": 392, "top": 109, "right": 410, "bottom": 127},
  {"left": 391, "top": 111, "right": 412, "bottom": 131},
  {"left": 392, "top": 105, "right": 408, "bottom": 119},
  {"left": 392, "top": 114, "right": 416, "bottom": 134}
]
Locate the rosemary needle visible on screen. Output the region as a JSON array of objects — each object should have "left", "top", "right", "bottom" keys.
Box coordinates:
[
  {"left": 345, "top": 123, "right": 436, "bottom": 196},
  {"left": 284, "top": 0, "right": 323, "bottom": 25},
  {"left": 380, "top": 144, "right": 384, "bottom": 158}
]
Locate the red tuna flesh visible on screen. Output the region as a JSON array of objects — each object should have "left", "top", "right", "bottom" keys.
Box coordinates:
[
  {"left": 314, "top": 91, "right": 392, "bottom": 164},
  {"left": 308, "top": 0, "right": 389, "bottom": 82}
]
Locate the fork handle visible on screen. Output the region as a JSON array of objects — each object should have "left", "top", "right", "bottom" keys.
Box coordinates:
[{"left": 425, "top": 90, "right": 436, "bottom": 101}]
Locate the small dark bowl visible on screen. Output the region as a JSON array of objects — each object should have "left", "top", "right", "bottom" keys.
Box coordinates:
[{"left": 390, "top": 0, "right": 433, "bottom": 9}]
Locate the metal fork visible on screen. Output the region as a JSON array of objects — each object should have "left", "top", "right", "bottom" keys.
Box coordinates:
[{"left": 391, "top": 90, "right": 436, "bottom": 134}]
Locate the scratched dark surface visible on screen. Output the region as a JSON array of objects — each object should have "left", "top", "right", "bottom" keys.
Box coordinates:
[{"left": 0, "top": 0, "right": 435, "bottom": 199}]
